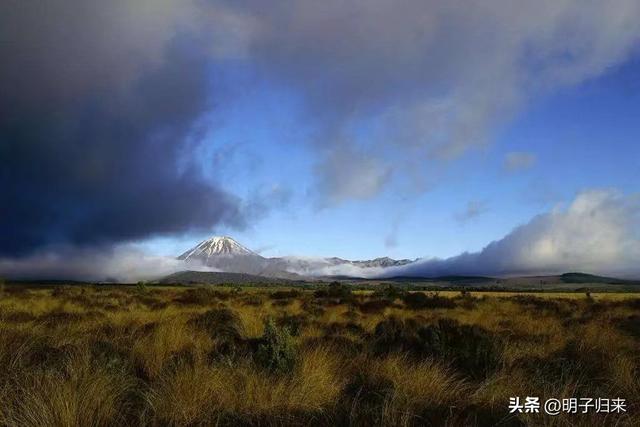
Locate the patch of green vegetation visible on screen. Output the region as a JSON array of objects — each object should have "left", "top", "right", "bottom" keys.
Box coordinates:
[{"left": 255, "top": 318, "right": 297, "bottom": 373}]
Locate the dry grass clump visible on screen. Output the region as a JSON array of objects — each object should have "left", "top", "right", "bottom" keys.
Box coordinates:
[
  {"left": 0, "top": 348, "right": 134, "bottom": 427},
  {"left": 0, "top": 285, "right": 637, "bottom": 426},
  {"left": 366, "top": 354, "right": 468, "bottom": 425},
  {"left": 132, "top": 320, "right": 206, "bottom": 380},
  {"left": 152, "top": 346, "right": 343, "bottom": 425}
]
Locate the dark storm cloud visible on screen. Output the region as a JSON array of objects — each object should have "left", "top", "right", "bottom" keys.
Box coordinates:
[{"left": 0, "top": 1, "right": 244, "bottom": 256}]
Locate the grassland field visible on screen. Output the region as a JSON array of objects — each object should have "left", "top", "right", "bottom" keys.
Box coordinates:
[{"left": 0, "top": 283, "right": 638, "bottom": 426}]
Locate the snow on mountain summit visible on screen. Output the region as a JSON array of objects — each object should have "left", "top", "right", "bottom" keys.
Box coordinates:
[
  {"left": 176, "top": 235, "right": 417, "bottom": 278},
  {"left": 178, "top": 236, "right": 257, "bottom": 261}
]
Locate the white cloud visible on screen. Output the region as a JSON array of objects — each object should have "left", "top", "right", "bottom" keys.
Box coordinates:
[
  {"left": 0, "top": 245, "right": 216, "bottom": 282},
  {"left": 387, "top": 189, "right": 640, "bottom": 277},
  {"left": 226, "top": 0, "right": 640, "bottom": 202},
  {"left": 315, "top": 144, "right": 391, "bottom": 206}
]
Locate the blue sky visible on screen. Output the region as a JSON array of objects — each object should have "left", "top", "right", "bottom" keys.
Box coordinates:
[
  {"left": 3, "top": 1, "right": 640, "bottom": 279},
  {"left": 142, "top": 53, "right": 640, "bottom": 261}
]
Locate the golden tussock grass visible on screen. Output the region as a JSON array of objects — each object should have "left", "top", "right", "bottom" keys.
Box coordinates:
[{"left": 0, "top": 284, "right": 637, "bottom": 426}]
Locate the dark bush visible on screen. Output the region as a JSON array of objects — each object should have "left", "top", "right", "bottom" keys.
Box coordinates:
[
  {"left": 135, "top": 294, "right": 168, "bottom": 310},
  {"left": 241, "top": 295, "right": 264, "bottom": 306},
  {"left": 518, "top": 339, "right": 607, "bottom": 386},
  {"left": 419, "top": 318, "right": 500, "bottom": 379},
  {"left": 277, "top": 314, "right": 308, "bottom": 336},
  {"left": 616, "top": 315, "right": 640, "bottom": 339},
  {"left": 51, "top": 286, "right": 74, "bottom": 298},
  {"left": 136, "top": 281, "right": 147, "bottom": 293},
  {"left": 619, "top": 298, "right": 640, "bottom": 310},
  {"left": 454, "top": 291, "right": 477, "bottom": 310},
  {"left": 192, "top": 308, "right": 248, "bottom": 361},
  {"left": 371, "top": 317, "right": 500, "bottom": 379},
  {"left": 26, "top": 342, "right": 78, "bottom": 370},
  {"left": 39, "top": 310, "right": 85, "bottom": 325},
  {"left": 343, "top": 370, "right": 393, "bottom": 425},
  {"left": 91, "top": 339, "right": 130, "bottom": 373},
  {"left": 164, "top": 346, "right": 198, "bottom": 373},
  {"left": 314, "top": 281, "right": 353, "bottom": 299},
  {"left": 173, "top": 288, "right": 229, "bottom": 305},
  {"left": 370, "top": 317, "right": 421, "bottom": 356},
  {"left": 3, "top": 311, "right": 37, "bottom": 322},
  {"left": 270, "top": 290, "right": 301, "bottom": 300},
  {"left": 190, "top": 308, "right": 245, "bottom": 341},
  {"left": 301, "top": 299, "right": 326, "bottom": 317},
  {"left": 303, "top": 335, "right": 364, "bottom": 359},
  {"left": 508, "top": 295, "right": 577, "bottom": 317},
  {"left": 357, "top": 298, "right": 394, "bottom": 314},
  {"left": 271, "top": 299, "right": 294, "bottom": 307},
  {"left": 371, "top": 285, "right": 406, "bottom": 300},
  {"left": 324, "top": 321, "right": 366, "bottom": 337},
  {"left": 402, "top": 292, "right": 456, "bottom": 309}
]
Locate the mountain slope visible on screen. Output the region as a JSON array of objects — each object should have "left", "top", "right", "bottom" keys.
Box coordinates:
[
  {"left": 560, "top": 272, "right": 640, "bottom": 285},
  {"left": 178, "top": 236, "right": 301, "bottom": 279},
  {"left": 178, "top": 236, "right": 256, "bottom": 260},
  {"left": 177, "top": 236, "right": 416, "bottom": 278}
]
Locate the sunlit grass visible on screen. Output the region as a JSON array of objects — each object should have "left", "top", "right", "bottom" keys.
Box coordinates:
[{"left": 0, "top": 284, "right": 637, "bottom": 426}]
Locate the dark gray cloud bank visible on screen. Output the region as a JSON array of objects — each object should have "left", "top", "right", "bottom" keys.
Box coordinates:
[
  {"left": 1, "top": 1, "right": 640, "bottom": 279},
  {"left": 0, "top": 1, "right": 245, "bottom": 256}
]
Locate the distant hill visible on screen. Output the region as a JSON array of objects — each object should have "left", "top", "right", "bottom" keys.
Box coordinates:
[
  {"left": 363, "top": 275, "right": 495, "bottom": 283},
  {"left": 560, "top": 272, "right": 640, "bottom": 285},
  {"left": 159, "top": 271, "right": 296, "bottom": 285}
]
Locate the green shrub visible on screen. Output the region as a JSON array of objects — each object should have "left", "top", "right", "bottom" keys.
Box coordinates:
[
  {"left": 256, "top": 318, "right": 297, "bottom": 373},
  {"left": 358, "top": 298, "right": 394, "bottom": 314}
]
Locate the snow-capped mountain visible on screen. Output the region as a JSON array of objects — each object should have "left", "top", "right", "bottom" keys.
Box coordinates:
[
  {"left": 177, "top": 236, "right": 295, "bottom": 278},
  {"left": 178, "top": 236, "right": 417, "bottom": 278},
  {"left": 179, "top": 236, "right": 256, "bottom": 260}
]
